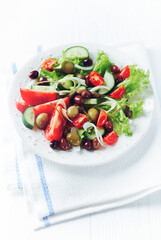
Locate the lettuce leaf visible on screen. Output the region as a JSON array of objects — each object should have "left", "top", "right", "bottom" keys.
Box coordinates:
[
  {"left": 118, "top": 65, "right": 150, "bottom": 98},
  {"left": 127, "top": 101, "right": 144, "bottom": 119},
  {"left": 108, "top": 101, "right": 132, "bottom": 136},
  {"left": 93, "top": 51, "right": 113, "bottom": 76},
  {"left": 39, "top": 68, "right": 64, "bottom": 85}
]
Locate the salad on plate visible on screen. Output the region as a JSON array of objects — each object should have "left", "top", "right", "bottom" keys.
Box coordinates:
[{"left": 15, "top": 46, "right": 150, "bottom": 152}]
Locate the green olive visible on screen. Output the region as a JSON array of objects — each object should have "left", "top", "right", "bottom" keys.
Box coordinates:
[
  {"left": 88, "top": 108, "right": 99, "bottom": 123},
  {"left": 75, "top": 73, "right": 85, "bottom": 79},
  {"left": 36, "top": 113, "right": 49, "bottom": 129},
  {"left": 66, "top": 133, "right": 81, "bottom": 146},
  {"left": 62, "top": 61, "right": 74, "bottom": 73},
  {"left": 67, "top": 106, "right": 79, "bottom": 120}
]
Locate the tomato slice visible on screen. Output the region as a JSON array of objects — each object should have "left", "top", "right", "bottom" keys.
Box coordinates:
[
  {"left": 42, "top": 58, "right": 57, "bottom": 71},
  {"left": 16, "top": 101, "right": 29, "bottom": 113},
  {"left": 45, "top": 105, "right": 66, "bottom": 141},
  {"left": 110, "top": 86, "right": 125, "bottom": 99},
  {"left": 89, "top": 71, "right": 104, "bottom": 86},
  {"left": 33, "top": 97, "right": 70, "bottom": 117},
  {"left": 97, "top": 110, "right": 107, "bottom": 127},
  {"left": 73, "top": 114, "right": 88, "bottom": 129},
  {"left": 20, "top": 88, "right": 57, "bottom": 105},
  {"left": 118, "top": 65, "right": 130, "bottom": 79},
  {"left": 103, "top": 131, "right": 118, "bottom": 145}
]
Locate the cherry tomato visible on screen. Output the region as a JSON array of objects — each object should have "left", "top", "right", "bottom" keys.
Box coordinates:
[
  {"left": 97, "top": 110, "right": 107, "bottom": 127},
  {"left": 117, "top": 65, "right": 130, "bottom": 79},
  {"left": 103, "top": 131, "right": 118, "bottom": 145},
  {"left": 72, "top": 114, "right": 88, "bottom": 129},
  {"left": 45, "top": 105, "right": 66, "bottom": 141},
  {"left": 42, "top": 58, "right": 57, "bottom": 71},
  {"left": 89, "top": 71, "right": 104, "bottom": 86},
  {"left": 33, "top": 97, "right": 70, "bottom": 117},
  {"left": 20, "top": 88, "right": 57, "bottom": 105},
  {"left": 16, "top": 102, "right": 29, "bottom": 113},
  {"left": 110, "top": 86, "right": 125, "bottom": 99}
]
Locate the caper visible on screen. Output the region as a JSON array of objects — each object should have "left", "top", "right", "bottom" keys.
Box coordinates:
[
  {"left": 36, "top": 113, "right": 49, "bottom": 129},
  {"left": 67, "top": 106, "right": 79, "bottom": 120},
  {"left": 88, "top": 108, "right": 99, "bottom": 123},
  {"left": 62, "top": 61, "right": 74, "bottom": 73},
  {"left": 66, "top": 133, "right": 81, "bottom": 146},
  {"left": 75, "top": 73, "right": 85, "bottom": 79}
]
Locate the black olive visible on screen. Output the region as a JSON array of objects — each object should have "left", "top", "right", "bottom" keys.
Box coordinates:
[{"left": 124, "top": 105, "right": 133, "bottom": 118}]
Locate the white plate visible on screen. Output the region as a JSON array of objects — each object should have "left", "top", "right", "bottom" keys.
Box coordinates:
[{"left": 9, "top": 43, "right": 154, "bottom": 167}]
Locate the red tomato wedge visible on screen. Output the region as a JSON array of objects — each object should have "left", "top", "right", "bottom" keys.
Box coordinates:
[
  {"left": 118, "top": 65, "right": 130, "bottom": 79},
  {"left": 20, "top": 88, "right": 57, "bottom": 105},
  {"left": 97, "top": 110, "right": 107, "bottom": 127},
  {"left": 45, "top": 105, "right": 66, "bottom": 141},
  {"left": 110, "top": 86, "right": 125, "bottom": 99},
  {"left": 89, "top": 71, "right": 104, "bottom": 86},
  {"left": 73, "top": 114, "right": 88, "bottom": 129},
  {"left": 16, "top": 101, "right": 29, "bottom": 113},
  {"left": 103, "top": 131, "right": 118, "bottom": 145},
  {"left": 33, "top": 97, "right": 70, "bottom": 117},
  {"left": 42, "top": 58, "right": 57, "bottom": 71}
]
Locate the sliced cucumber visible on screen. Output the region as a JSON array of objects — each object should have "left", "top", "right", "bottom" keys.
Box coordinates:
[
  {"left": 84, "top": 98, "right": 99, "bottom": 105},
  {"left": 22, "top": 106, "right": 35, "bottom": 129},
  {"left": 57, "top": 83, "right": 66, "bottom": 90},
  {"left": 65, "top": 46, "right": 89, "bottom": 59},
  {"left": 57, "top": 80, "right": 73, "bottom": 90},
  {"left": 31, "top": 85, "right": 54, "bottom": 92},
  {"left": 87, "top": 127, "right": 105, "bottom": 140},
  {"left": 98, "top": 88, "right": 109, "bottom": 95},
  {"left": 99, "top": 71, "right": 115, "bottom": 95},
  {"left": 63, "top": 79, "right": 73, "bottom": 89}
]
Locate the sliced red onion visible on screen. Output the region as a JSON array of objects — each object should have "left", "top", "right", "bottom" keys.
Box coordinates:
[
  {"left": 90, "top": 86, "right": 110, "bottom": 92},
  {"left": 75, "top": 64, "right": 93, "bottom": 71},
  {"left": 56, "top": 98, "right": 67, "bottom": 109},
  {"left": 62, "top": 108, "right": 72, "bottom": 122},
  {"left": 83, "top": 122, "right": 106, "bottom": 147}
]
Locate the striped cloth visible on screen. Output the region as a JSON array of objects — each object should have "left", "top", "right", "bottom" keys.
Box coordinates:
[{"left": 11, "top": 43, "right": 161, "bottom": 230}]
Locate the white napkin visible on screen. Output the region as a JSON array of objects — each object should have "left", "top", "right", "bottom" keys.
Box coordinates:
[{"left": 13, "top": 43, "right": 161, "bottom": 229}]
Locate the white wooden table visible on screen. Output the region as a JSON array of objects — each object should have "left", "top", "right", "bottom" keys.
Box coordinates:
[{"left": 1, "top": 0, "right": 161, "bottom": 239}]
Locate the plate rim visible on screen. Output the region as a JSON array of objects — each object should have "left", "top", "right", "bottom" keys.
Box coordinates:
[{"left": 9, "top": 43, "right": 154, "bottom": 167}]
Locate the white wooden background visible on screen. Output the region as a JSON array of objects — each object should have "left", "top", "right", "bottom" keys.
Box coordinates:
[{"left": 1, "top": 0, "right": 161, "bottom": 239}]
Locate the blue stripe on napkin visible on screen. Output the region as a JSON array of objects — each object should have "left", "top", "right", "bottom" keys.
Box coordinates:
[
  {"left": 12, "top": 62, "right": 17, "bottom": 75},
  {"left": 43, "top": 217, "right": 50, "bottom": 227},
  {"left": 35, "top": 154, "right": 54, "bottom": 216},
  {"left": 37, "top": 45, "right": 42, "bottom": 53}
]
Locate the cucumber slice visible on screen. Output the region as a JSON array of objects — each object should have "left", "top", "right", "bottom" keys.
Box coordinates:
[
  {"left": 57, "top": 80, "right": 73, "bottom": 90},
  {"left": 98, "top": 88, "right": 109, "bottom": 95},
  {"left": 87, "top": 127, "right": 105, "bottom": 140},
  {"left": 31, "top": 85, "right": 54, "bottom": 91},
  {"left": 65, "top": 46, "right": 89, "bottom": 59},
  {"left": 98, "top": 72, "right": 115, "bottom": 95},
  {"left": 104, "top": 71, "right": 115, "bottom": 90},
  {"left": 22, "top": 106, "right": 35, "bottom": 129},
  {"left": 84, "top": 98, "right": 99, "bottom": 105}
]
